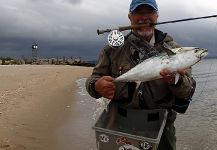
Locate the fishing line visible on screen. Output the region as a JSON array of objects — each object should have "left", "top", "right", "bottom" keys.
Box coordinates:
[
  {"left": 193, "top": 59, "right": 213, "bottom": 101},
  {"left": 193, "top": 17, "right": 217, "bottom": 101}
]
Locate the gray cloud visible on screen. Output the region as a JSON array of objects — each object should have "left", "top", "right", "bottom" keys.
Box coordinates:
[
  {"left": 29, "top": 0, "right": 82, "bottom": 4},
  {"left": 65, "top": 0, "right": 82, "bottom": 5},
  {"left": 0, "top": 0, "right": 217, "bottom": 60}
]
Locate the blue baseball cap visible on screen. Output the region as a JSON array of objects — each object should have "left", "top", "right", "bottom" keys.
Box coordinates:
[{"left": 129, "top": 0, "right": 158, "bottom": 12}]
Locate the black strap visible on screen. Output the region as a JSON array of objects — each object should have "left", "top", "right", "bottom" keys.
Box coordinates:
[{"left": 128, "top": 82, "right": 137, "bottom": 101}]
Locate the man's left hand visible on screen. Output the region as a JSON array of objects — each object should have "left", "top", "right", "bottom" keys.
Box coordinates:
[{"left": 160, "top": 68, "right": 185, "bottom": 84}]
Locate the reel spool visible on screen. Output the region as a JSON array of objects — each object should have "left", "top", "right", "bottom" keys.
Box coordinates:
[{"left": 107, "top": 30, "right": 124, "bottom": 47}]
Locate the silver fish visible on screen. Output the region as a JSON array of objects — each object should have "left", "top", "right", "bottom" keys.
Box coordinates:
[{"left": 115, "top": 47, "right": 208, "bottom": 82}]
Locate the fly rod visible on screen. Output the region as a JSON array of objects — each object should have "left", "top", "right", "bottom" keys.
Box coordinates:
[{"left": 97, "top": 15, "right": 217, "bottom": 35}]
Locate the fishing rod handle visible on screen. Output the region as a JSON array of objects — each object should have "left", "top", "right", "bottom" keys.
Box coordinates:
[
  {"left": 97, "top": 24, "right": 151, "bottom": 35},
  {"left": 97, "top": 26, "right": 131, "bottom": 35},
  {"left": 118, "top": 26, "right": 132, "bottom": 31},
  {"left": 97, "top": 29, "right": 112, "bottom": 35}
]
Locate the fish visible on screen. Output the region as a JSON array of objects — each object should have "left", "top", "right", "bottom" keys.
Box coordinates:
[{"left": 115, "top": 47, "right": 208, "bottom": 82}]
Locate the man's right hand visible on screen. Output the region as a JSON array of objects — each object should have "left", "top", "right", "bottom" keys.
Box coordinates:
[{"left": 95, "top": 76, "right": 115, "bottom": 100}]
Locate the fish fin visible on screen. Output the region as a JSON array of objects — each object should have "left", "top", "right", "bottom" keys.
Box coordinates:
[
  {"left": 174, "top": 73, "right": 180, "bottom": 84},
  {"left": 163, "top": 43, "right": 176, "bottom": 55},
  {"left": 143, "top": 53, "right": 168, "bottom": 63},
  {"left": 136, "top": 81, "right": 141, "bottom": 88},
  {"left": 102, "top": 97, "right": 110, "bottom": 112}
]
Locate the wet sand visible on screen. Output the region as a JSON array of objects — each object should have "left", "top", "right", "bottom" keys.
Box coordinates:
[{"left": 0, "top": 65, "right": 93, "bottom": 150}]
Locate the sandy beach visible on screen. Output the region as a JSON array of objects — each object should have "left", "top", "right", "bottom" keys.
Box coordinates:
[
  {"left": 1, "top": 60, "right": 217, "bottom": 150},
  {"left": 0, "top": 65, "right": 93, "bottom": 150}
]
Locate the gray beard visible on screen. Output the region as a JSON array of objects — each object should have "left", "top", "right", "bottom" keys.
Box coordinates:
[{"left": 137, "top": 30, "right": 153, "bottom": 38}]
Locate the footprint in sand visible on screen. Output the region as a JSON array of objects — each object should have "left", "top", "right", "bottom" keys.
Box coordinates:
[
  {"left": 0, "top": 144, "right": 26, "bottom": 150},
  {"left": 0, "top": 144, "right": 10, "bottom": 149}
]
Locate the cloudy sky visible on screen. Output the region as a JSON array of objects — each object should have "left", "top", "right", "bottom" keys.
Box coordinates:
[{"left": 0, "top": 0, "right": 217, "bottom": 60}]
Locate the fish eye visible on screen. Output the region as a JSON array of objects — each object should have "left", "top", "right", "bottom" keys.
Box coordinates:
[{"left": 194, "top": 48, "right": 199, "bottom": 52}]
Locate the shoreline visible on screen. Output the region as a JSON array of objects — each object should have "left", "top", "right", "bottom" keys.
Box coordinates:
[{"left": 0, "top": 65, "right": 93, "bottom": 150}]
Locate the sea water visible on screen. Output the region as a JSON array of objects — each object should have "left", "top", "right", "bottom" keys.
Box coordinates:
[{"left": 57, "top": 58, "right": 217, "bottom": 150}]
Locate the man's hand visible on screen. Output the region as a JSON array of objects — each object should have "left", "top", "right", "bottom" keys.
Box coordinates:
[
  {"left": 95, "top": 76, "right": 115, "bottom": 100},
  {"left": 160, "top": 68, "right": 185, "bottom": 84}
]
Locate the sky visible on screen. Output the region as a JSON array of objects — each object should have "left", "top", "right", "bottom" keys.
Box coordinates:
[{"left": 0, "top": 0, "right": 217, "bottom": 60}]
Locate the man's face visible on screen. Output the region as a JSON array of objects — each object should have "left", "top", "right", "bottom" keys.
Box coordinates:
[{"left": 129, "top": 5, "right": 158, "bottom": 38}]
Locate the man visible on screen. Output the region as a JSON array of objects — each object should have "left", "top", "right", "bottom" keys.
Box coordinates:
[{"left": 86, "top": 0, "right": 195, "bottom": 149}]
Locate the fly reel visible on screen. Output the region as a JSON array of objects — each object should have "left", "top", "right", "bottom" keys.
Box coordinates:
[{"left": 107, "top": 30, "right": 124, "bottom": 47}]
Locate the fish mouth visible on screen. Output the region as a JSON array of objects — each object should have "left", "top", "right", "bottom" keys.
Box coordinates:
[{"left": 200, "top": 49, "right": 208, "bottom": 58}]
